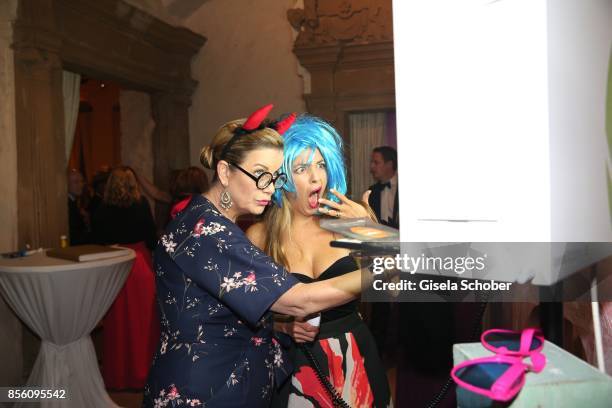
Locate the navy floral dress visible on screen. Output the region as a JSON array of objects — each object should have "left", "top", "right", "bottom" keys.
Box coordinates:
[{"left": 143, "top": 195, "right": 299, "bottom": 408}]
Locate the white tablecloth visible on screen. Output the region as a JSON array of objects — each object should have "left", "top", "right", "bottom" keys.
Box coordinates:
[{"left": 0, "top": 250, "right": 135, "bottom": 408}]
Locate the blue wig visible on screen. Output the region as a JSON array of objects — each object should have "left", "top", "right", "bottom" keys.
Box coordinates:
[{"left": 273, "top": 114, "right": 347, "bottom": 206}]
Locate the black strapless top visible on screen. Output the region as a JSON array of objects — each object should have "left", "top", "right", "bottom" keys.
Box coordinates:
[{"left": 292, "top": 256, "right": 359, "bottom": 322}]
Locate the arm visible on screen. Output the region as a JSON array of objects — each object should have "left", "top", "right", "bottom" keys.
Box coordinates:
[
  {"left": 248, "top": 220, "right": 364, "bottom": 317},
  {"left": 249, "top": 219, "right": 370, "bottom": 318},
  {"left": 271, "top": 269, "right": 365, "bottom": 317},
  {"left": 135, "top": 120, "right": 172, "bottom": 203},
  {"left": 172, "top": 214, "right": 370, "bottom": 323},
  {"left": 137, "top": 173, "right": 172, "bottom": 203}
]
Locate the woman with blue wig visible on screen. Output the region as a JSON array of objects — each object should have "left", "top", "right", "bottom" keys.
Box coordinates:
[{"left": 247, "top": 115, "right": 391, "bottom": 407}]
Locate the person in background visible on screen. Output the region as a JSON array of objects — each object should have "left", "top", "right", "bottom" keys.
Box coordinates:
[
  {"left": 88, "top": 168, "right": 110, "bottom": 219},
  {"left": 130, "top": 119, "right": 209, "bottom": 211},
  {"left": 367, "top": 146, "right": 399, "bottom": 229},
  {"left": 169, "top": 166, "right": 209, "bottom": 201},
  {"left": 137, "top": 166, "right": 209, "bottom": 206},
  {"left": 92, "top": 166, "right": 159, "bottom": 390},
  {"left": 136, "top": 166, "right": 210, "bottom": 232},
  {"left": 136, "top": 172, "right": 172, "bottom": 205},
  {"left": 92, "top": 166, "right": 157, "bottom": 250},
  {"left": 67, "top": 169, "right": 91, "bottom": 245},
  {"left": 365, "top": 146, "right": 399, "bottom": 359}
]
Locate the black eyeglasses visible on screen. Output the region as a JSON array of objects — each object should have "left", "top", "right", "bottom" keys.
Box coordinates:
[{"left": 230, "top": 162, "right": 287, "bottom": 190}]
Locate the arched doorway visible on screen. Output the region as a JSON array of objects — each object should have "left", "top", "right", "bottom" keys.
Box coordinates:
[{"left": 12, "top": 0, "right": 205, "bottom": 248}]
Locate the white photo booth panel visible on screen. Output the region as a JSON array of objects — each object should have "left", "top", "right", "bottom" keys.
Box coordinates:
[{"left": 393, "top": 0, "right": 612, "bottom": 243}]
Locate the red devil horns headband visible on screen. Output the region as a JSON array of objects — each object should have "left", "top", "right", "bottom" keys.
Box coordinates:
[
  {"left": 275, "top": 113, "right": 297, "bottom": 135},
  {"left": 242, "top": 104, "right": 274, "bottom": 131},
  {"left": 219, "top": 104, "right": 296, "bottom": 160}
]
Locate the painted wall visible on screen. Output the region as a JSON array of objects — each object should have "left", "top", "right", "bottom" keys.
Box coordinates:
[{"left": 184, "top": 0, "right": 306, "bottom": 167}]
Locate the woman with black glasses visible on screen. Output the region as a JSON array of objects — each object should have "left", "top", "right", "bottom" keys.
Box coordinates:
[{"left": 143, "top": 105, "right": 370, "bottom": 408}]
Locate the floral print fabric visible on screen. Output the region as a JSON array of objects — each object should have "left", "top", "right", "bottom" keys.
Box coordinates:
[{"left": 143, "top": 195, "right": 298, "bottom": 407}]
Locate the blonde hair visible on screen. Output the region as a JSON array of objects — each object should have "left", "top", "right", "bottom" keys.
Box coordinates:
[
  {"left": 104, "top": 166, "right": 142, "bottom": 207},
  {"left": 200, "top": 119, "right": 283, "bottom": 174},
  {"left": 262, "top": 194, "right": 294, "bottom": 268}
]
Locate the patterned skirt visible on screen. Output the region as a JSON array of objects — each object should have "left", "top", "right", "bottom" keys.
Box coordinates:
[{"left": 272, "top": 313, "right": 392, "bottom": 408}]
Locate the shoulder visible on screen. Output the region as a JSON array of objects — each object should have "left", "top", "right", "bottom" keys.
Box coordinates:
[
  {"left": 367, "top": 185, "right": 379, "bottom": 202},
  {"left": 245, "top": 221, "right": 266, "bottom": 250},
  {"left": 165, "top": 195, "right": 235, "bottom": 240}
]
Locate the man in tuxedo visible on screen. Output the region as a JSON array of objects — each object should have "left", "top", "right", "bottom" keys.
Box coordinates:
[
  {"left": 364, "top": 146, "right": 399, "bottom": 357},
  {"left": 367, "top": 146, "right": 399, "bottom": 229}
]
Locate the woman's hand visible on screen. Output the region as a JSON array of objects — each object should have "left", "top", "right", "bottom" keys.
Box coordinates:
[
  {"left": 276, "top": 319, "right": 320, "bottom": 343},
  {"left": 318, "top": 188, "right": 372, "bottom": 219}
]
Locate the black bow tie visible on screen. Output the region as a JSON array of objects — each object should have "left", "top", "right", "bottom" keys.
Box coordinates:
[{"left": 379, "top": 181, "right": 391, "bottom": 189}]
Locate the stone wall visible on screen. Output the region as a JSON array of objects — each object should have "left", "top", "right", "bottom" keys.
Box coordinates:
[
  {"left": 184, "top": 0, "right": 307, "bottom": 166},
  {"left": 0, "top": 0, "right": 18, "bottom": 253},
  {"left": 120, "top": 90, "right": 156, "bottom": 211},
  {"left": 0, "top": 0, "right": 24, "bottom": 388}
]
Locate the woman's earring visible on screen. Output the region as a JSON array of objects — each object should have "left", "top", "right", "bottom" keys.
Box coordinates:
[{"left": 220, "top": 189, "right": 233, "bottom": 210}]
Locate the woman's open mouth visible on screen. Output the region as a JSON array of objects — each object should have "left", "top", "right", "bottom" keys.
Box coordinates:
[{"left": 308, "top": 187, "right": 321, "bottom": 209}]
